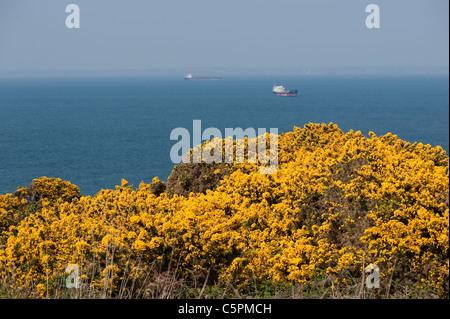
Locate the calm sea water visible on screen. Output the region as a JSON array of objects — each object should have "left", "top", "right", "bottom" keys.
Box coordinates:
[{"left": 0, "top": 75, "right": 448, "bottom": 195}]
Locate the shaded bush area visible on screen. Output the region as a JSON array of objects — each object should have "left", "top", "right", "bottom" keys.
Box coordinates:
[{"left": 166, "top": 163, "right": 237, "bottom": 197}]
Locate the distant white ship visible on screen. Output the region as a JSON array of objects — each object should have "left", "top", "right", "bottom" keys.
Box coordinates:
[{"left": 184, "top": 73, "right": 222, "bottom": 81}]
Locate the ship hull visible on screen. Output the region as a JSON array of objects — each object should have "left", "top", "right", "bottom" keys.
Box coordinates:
[
  {"left": 274, "top": 90, "right": 298, "bottom": 97},
  {"left": 184, "top": 77, "right": 222, "bottom": 81}
]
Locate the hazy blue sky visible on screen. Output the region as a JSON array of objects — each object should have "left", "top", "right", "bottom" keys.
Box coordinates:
[{"left": 0, "top": 0, "right": 448, "bottom": 71}]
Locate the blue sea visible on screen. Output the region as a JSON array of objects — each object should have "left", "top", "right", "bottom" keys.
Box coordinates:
[{"left": 0, "top": 75, "right": 448, "bottom": 195}]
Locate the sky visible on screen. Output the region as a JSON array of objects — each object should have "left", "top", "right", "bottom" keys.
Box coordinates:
[{"left": 0, "top": 0, "right": 448, "bottom": 72}]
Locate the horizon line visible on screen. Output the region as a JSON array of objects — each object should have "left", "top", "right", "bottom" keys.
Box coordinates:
[{"left": 0, "top": 66, "right": 448, "bottom": 78}]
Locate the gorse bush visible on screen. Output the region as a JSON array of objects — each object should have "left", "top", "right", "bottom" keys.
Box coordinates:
[{"left": 0, "top": 123, "right": 448, "bottom": 298}]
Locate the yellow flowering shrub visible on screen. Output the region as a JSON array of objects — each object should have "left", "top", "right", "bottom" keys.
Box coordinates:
[
  {"left": 28, "top": 176, "right": 80, "bottom": 203},
  {"left": 0, "top": 123, "right": 448, "bottom": 298}
]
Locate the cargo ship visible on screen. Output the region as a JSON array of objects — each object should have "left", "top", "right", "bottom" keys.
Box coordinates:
[
  {"left": 273, "top": 85, "right": 298, "bottom": 97},
  {"left": 184, "top": 73, "right": 222, "bottom": 81}
]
